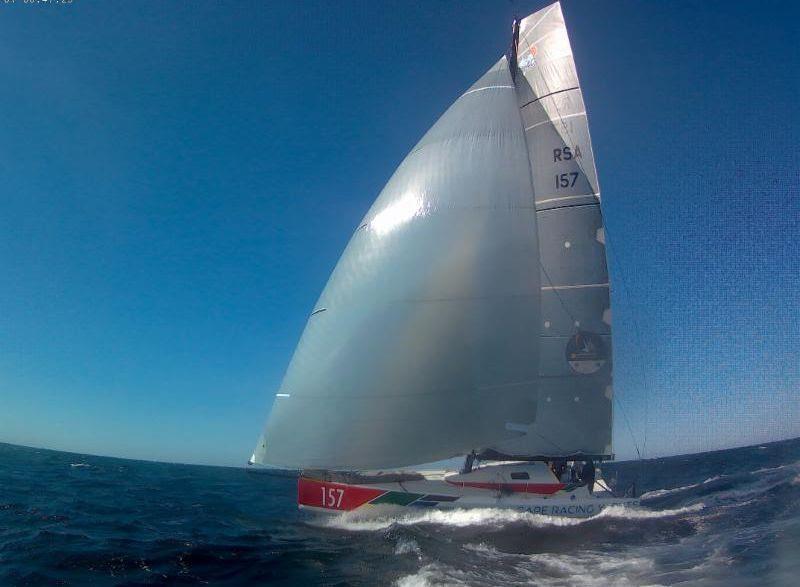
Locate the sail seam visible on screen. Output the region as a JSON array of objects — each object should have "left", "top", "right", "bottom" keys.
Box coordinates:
[
  {"left": 397, "top": 293, "right": 538, "bottom": 303},
  {"left": 536, "top": 193, "right": 599, "bottom": 206},
  {"left": 542, "top": 283, "right": 609, "bottom": 291},
  {"left": 525, "top": 111, "right": 586, "bottom": 131},
  {"left": 537, "top": 202, "right": 600, "bottom": 213},
  {"left": 461, "top": 85, "right": 515, "bottom": 97},
  {"left": 540, "top": 334, "right": 611, "bottom": 341},
  {"left": 520, "top": 86, "right": 580, "bottom": 110},
  {"left": 276, "top": 388, "right": 524, "bottom": 399}
]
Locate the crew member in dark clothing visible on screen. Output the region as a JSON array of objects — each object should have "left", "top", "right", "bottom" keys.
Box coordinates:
[
  {"left": 461, "top": 450, "right": 477, "bottom": 474},
  {"left": 581, "top": 460, "right": 596, "bottom": 494},
  {"left": 551, "top": 458, "right": 566, "bottom": 481}
]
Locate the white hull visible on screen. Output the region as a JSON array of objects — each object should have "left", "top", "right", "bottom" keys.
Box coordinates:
[{"left": 299, "top": 462, "right": 638, "bottom": 518}]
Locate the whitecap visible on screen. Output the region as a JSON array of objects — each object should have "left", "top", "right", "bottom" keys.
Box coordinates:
[
  {"left": 443, "top": 544, "right": 664, "bottom": 587},
  {"left": 751, "top": 461, "right": 800, "bottom": 475},
  {"left": 594, "top": 503, "right": 704, "bottom": 520},
  {"left": 394, "top": 537, "right": 422, "bottom": 558},
  {"left": 640, "top": 474, "right": 728, "bottom": 500},
  {"left": 394, "top": 563, "right": 469, "bottom": 587}
]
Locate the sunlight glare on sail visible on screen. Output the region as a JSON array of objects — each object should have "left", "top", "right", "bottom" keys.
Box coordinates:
[{"left": 369, "top": 192, "right": 425, "bottom": 236}]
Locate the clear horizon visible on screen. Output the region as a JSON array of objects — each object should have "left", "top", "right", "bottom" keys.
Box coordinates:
[
  {"left": 2, "top": 0, "right": 798, "bottom": 466},
  {"left": 3, "top": 433, "right": 797, "bottom": 470}
]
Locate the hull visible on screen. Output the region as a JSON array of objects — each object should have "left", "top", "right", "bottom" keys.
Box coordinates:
[{"left": 299, "top": 463, "right": 639, "bottom": 518}]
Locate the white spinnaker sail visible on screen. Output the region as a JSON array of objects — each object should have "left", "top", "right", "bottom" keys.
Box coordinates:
[
  {"left": 253, "top": 58, "right": 542, "bottom": 470},
  {"left": 488, "top": 1, "right": 613, "bottom": 459}
]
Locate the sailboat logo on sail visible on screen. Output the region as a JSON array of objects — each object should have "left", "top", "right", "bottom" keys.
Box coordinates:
[
  {"left": 519, "top": 45, "right": 538, "bottom": 69},
  {"left": 566, "top": 332, "right": 607, "bottom": 375}
]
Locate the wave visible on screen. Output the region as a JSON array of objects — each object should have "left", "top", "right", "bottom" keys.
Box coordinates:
[
  {"left": 640, "top": 475, "right": 724, "bottom": 500},
  {"left": 396, "top": 547, "right": 662, "bottom": 587},
  {"left": 395, "top": 563, "right": 470, "bottom": 587},
  {"left": 70, "top": 463, "right": 91, "bottom": 468},
  {"left": 394, "top": 537, "right": 422, "bottom": 558},
  {"left": 318, "top": 503, "right": 703, "bottom": 533},
  {"left": 751, "top": 461, "right": 800, "bottom": 475},
  {"left": 640, "top": 460, "right": 800, "bottom": 502}
]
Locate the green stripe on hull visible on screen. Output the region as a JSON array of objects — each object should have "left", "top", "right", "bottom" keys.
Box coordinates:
[{"left": 369, "top": 491, "right": 422, "bottom": 506}]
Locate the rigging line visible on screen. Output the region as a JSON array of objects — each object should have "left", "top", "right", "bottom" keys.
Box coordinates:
[
  {"left": 603, "top": 218, "right": 652, "bottom": 459},
  {"left": 530, "top": 429, "right": 566, "bottom": 454},
  {"left": 614, "top": 394, "right": 642, "bottom": 460},
  {"left": 539, "top": 258, "right": 579, "bottom": 330}
]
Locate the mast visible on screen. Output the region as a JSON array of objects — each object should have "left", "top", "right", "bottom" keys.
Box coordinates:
[{"left": 507, "top": 17, "right": 520, "bottom": 82}]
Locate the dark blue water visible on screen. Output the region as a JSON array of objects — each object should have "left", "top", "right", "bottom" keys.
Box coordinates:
[{"left": 1, "top": 439, "right": 799, "bottom": 586}]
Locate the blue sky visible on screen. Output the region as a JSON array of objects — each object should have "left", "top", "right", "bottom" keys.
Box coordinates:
[{"left": 1, "top": 0, "right": 798, "bottom": 466}]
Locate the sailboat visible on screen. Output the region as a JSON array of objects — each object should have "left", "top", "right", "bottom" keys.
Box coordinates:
[{"left": 251, "top": 2, "right": 639, "bottom": 517}]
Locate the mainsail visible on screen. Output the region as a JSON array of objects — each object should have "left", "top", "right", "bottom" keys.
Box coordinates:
[
  {"left": 253, "top": 1, "right": 612, "bottom": 470},
  {"left": 487, "top": 2, "right": 613, "bottom": 459}
]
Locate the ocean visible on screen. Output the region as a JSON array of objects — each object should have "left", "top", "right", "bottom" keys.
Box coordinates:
[{"left": 1, "top": 439, "right": 799, "bottom": 586}]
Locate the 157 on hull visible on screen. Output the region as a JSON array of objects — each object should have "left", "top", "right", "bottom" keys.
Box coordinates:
[{"left": 298, "top": 478, "right": 386, "bottom": 511}]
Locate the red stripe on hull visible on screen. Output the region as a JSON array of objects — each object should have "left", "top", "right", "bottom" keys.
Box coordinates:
[
  {"left": 298, "top": 477, "right": 386, "bottom": 511},
  {"left": 446, "top": 480, "right": 565, "bottom": 495}
]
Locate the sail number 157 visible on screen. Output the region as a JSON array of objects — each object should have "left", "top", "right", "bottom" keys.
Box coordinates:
[
  {"left": 555, "top": 172, "right": 579, "bottom": 189},
  {"left": 321, "top": 486, "right": 345, "bottom": 508}
]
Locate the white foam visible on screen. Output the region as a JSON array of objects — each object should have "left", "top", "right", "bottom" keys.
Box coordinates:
[
  {"left": 394, "top": 537, "right": 422, "bottom": 558},
  {"left": 70, "top": 463, "right": 91, "bottom": 468},
  {"left": 319, "top": 507, "right": 585, "bottom": 532},
  {"left": 752, "top": 461, "right": 800, "bottom": 475},
  {"left": 319, "top": 503, "right": 702, "bottom": 533},
  {"left": 594, "top": 503, "right": 704, "bottom": 520},
  {"left": 415, "top": 545, "right": 665, "bottom": 587},
  {"left": 394, "top": 563, "right": 470, "bottom": 587},
  {"left": 640, "top": 473, "right": 730, "bottom": 500}
]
